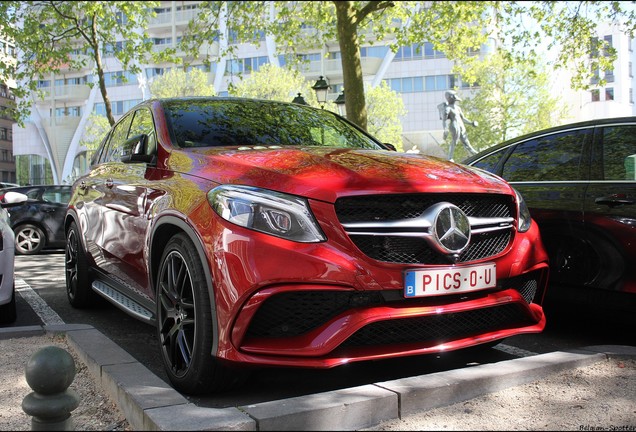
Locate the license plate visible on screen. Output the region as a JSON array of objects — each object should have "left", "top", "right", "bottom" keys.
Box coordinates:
[{"left": 404, "top": 263, "right": 496, "bottom": 298}]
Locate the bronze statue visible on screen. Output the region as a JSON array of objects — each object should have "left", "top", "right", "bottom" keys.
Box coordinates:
[{"left": 438, "top": 90, "right": 478, "bottom": 161}]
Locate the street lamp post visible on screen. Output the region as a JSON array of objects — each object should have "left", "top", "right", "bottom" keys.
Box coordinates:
[
  {"left": 292, "top": 93, "right": 308, "bottom": 105},
  {"left": 311, "top": 76, "right": 330, "bottom": 108}
]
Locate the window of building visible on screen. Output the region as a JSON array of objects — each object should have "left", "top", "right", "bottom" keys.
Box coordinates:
[
  {"left": 104, "top": 71, "right": 138, "bottom": 86},
  {"left": 0, "top": 128, "right": 7, "bottom": 140},
  {"left": 606, "top": 87, "right": 614, "bottom": 101},
  {"left": 591, "top": 89, "right": 600, "bottom": 102},
  {"left": 360, "top": 45, "right": 389, "bottom": 59},
  {"left": 630, "top": 88, "right": 633, "bottom": 104}
]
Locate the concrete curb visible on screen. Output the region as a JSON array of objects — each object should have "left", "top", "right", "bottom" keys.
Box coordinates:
[{"left": 2, "top": 324, "right": 635, "bottom": 431}]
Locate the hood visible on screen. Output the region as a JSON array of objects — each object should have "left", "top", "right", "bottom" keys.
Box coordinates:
[{"left": 172, "top": 146, "right": 513, "bottom": 203}]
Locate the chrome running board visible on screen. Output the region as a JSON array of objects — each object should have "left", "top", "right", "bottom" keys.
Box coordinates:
[{"left": 92, "top": 280, "right": 154, "bottom": 324}]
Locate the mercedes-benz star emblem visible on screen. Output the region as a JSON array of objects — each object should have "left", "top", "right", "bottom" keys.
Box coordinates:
[{"left": 432, "top": 204, "right": 471, "bottom": 254}]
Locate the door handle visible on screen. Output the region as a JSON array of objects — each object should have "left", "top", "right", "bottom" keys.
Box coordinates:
[{"left": 595, "top": 194, "right": 635, "bottom": 207}]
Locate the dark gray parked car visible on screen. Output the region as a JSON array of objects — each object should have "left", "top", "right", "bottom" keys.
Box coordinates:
[
  {"left": 0, "top": 185, "right": 72, "bottom": 255},
  {"left": 463, "top": 116, "right": 636, "bottom": 312}
]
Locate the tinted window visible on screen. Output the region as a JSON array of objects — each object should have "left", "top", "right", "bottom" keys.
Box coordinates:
[
  {"left": 164, "top": 99, "right": 383, "bottom": 150},
  {"left": 601, "top": 125, "right": 636, "bottom": 180},
  {"left": 471, "top": 148, "right": 509, "bottom": 172},
  {"left": 501, "top": 130, "right": 589, "bottom": 182}
]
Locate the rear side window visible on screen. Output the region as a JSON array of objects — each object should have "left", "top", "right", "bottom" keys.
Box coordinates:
[
  {"left": 601, "top": 125, "right": 636, "bottom": 180},
  {"left": 501, "top": 129, "right": 589, "bottom": 182},
  {"left": 42, "top": 187, "right": 71, "bottom": 204}
]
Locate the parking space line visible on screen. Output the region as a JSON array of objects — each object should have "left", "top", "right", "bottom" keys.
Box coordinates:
[
  {"left": 15, "top": 278, "right": 65, "bottom": 325},
  {"left": 494, "top": 343, "right": 539, "bottom": 358}
]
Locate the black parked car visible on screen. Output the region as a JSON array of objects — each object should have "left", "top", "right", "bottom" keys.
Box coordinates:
[
  {"left": 463, "top": 117, "right": 636, "bottom": 312},
  {"left": 0, "top": 185, "right": 72, "bottom": 255}
]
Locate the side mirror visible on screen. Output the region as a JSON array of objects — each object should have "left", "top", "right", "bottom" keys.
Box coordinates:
[
  {"left": 121, "top": 134, "right": 155, "bottom": 164},
  {"left": 0, "top": 191, "right": 28, "bottom": 208}
]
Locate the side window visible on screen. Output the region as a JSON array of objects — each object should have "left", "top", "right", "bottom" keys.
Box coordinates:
[
  {"left": 471, "top": 148, "right": 509, "bottom": 174},
  {"left": 42, "top": 187, "right": 72, "bottom": 204},
  {"left": 601, "top": 125, "right": 636, "bottom": 180},
  {"left": 103, "top": 114, "right": 133, "bottom": 163},
  {"left": 128, "top": 108, "right": 157, "bottom": 156},
  {"left": 501, "top": 130, "right": 589, "bottom": 182}
]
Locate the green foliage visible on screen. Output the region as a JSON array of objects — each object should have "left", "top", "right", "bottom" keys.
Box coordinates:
[
  {"left": 365, "top": 82, "right": 406, "bottom": 152},
  {"left": 227, "top": 64, "right": 314, "bottom": 104},
  {"left": 149, "top": 69, "right": 216, "bottom": 98},
  {"left": 227, "top": 64, "right": 406, "bottom": 151},
  {"left": 458, "top": 51, "right": 569, "bottom": 155},
  {"left": 79, "top": 113, "right": 110, "bottom": 156},
  {"left": 0, "top": 1, "right": 170, "bottom": 126},
  {"left": 181, "top": 1, "right": 636, "bottom": 133}
]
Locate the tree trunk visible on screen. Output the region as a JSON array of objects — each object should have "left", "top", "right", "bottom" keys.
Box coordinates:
[{"left": 334, "top": 1, "right": 367, "bottom": 131}]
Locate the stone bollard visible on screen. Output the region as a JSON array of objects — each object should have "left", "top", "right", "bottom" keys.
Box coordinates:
[{"left": 22, "top": 345, "right": 80, "bottom": 431}]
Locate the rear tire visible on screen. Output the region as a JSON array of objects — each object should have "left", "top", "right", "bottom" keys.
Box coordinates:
[
  {"left": 156, "top": 233, "right": 246, "bottom": 395},
  {"left": 15, "top": 224, "right": 45, "bottom": 255},
  {"left": 65, "top": 221, "right": 99, "bottom": 308},
  {"left": 0, "top": 287, "right": 17, "bottom": 324}
]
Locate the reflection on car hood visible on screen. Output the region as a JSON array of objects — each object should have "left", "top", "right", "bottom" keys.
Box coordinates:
[{"left": 177, "top": 146, "right": 513, "bottom": 202}]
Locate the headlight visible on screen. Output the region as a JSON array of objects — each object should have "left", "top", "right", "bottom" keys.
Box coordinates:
[
  {"left": 514, "top": 188, "right": 532, "bottom": 233},
  {"left": 207, "top": 185, "right": 326, "bottom": 243}
]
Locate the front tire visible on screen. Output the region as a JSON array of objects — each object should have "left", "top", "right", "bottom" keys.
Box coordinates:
[
  {"left": 65, "top": 221, "right": 98, "bottom": 308},
  {"left": 156, "top": 233, "right": 244, "bottom": 395},
  {"left": 15, "top": 224, "right": 45, "bottom": 255}
]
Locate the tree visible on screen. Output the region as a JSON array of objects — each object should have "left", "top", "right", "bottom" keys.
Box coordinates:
[
  {"left": 180, "top": 1, "right": 635, "bottom": 132},
  {"left": 450, "top": 51, "right": 569, "bottom": 161},
  {"left": 79, "top": 113, "right": 110, "bottom": 158},
  {"left": 149, "top": 68, "right": 216, "bottom": 98},
  {"left": 228, "top": 63, "right": 316, "bottom": 104},
  {"left": 0, "top": 1, "right": 171, "bottom": 126},
  {"left": 365, "top": 81, "right": 406, "bottom": 152},
  {"left": 228, "top": 63, "right": 406, "bottom": 150}
]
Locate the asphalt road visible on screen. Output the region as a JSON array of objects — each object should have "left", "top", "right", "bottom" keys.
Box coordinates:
[{"left": 7, "top": 250, "right": 636, "bottom": 409}]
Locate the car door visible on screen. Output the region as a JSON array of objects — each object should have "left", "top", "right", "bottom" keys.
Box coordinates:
[
  {"left": 39, "top": 186, "right": 71, "bottom": 244},
  {"left": 98, "top": 107, "right": 160, "bottom": 300},
  {"left": 582, "top": 122, "right": 636, "bottom": 297}
]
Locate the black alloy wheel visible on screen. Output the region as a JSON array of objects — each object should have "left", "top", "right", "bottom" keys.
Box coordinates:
[
  {"left": 65, "top": 221, "right": 97, "bottom": 308},
  {"left": 156, "top": 233, "right": 243, "bottom": 395}
]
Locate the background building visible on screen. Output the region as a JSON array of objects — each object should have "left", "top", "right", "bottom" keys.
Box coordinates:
[
  {"left": 0, "top": 35, "right": 17, "bottom": 185},
  {"left": 10, "top": 1, "right": 636, "bottom": 185}
]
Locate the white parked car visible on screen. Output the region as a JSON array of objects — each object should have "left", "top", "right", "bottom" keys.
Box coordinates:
[{"left": 0, "top": 191, "right": 28, "bottom": 324}]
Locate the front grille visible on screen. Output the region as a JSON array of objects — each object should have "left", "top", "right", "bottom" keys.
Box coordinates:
[
  {"left": 244, "top": 287, "right": 535, "bottom": 340},
  {"left": 351, "top": 231, "right": 511, "bottom": 264},
  {"left": 335, "top": 193, "right": 513, "bottom": 223},
  {"left": 341, "top": 303, "right": 532, "bottom": 348},
  {"left": 335, "top": 193, "right": 515, "bottom": 265}
]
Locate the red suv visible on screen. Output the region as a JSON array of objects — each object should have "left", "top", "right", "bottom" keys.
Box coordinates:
[{"left": 65, "top": 97, "right": 549, "bottom": 395}]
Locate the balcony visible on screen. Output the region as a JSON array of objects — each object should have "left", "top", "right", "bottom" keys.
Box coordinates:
[
  {"left": 149, "top": 8, "right": 198, "bottom": 31},
  {"left": 58, "top": 54, "right": 93, "bottom": 72},
  {"left": 151, "top": 41, "right": 219, "bottom": 62},
  {"left": 37, "top": 84, "right": 91, "bottom": 103},
  {"left": 300, "top": 57, "right": 384, "bottom": 81}
]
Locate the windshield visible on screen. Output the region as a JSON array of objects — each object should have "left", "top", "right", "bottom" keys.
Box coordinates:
[{"left": 163, "top": 98, "right": 384, "bottom": 150}]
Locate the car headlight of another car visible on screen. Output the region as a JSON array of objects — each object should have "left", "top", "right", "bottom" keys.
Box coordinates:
[
  {"left": 514, "top": 188, "right": 532, "bottom": 233},
  {"left": 208, "top": 185, "right": 326, "bottom": 243}
]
